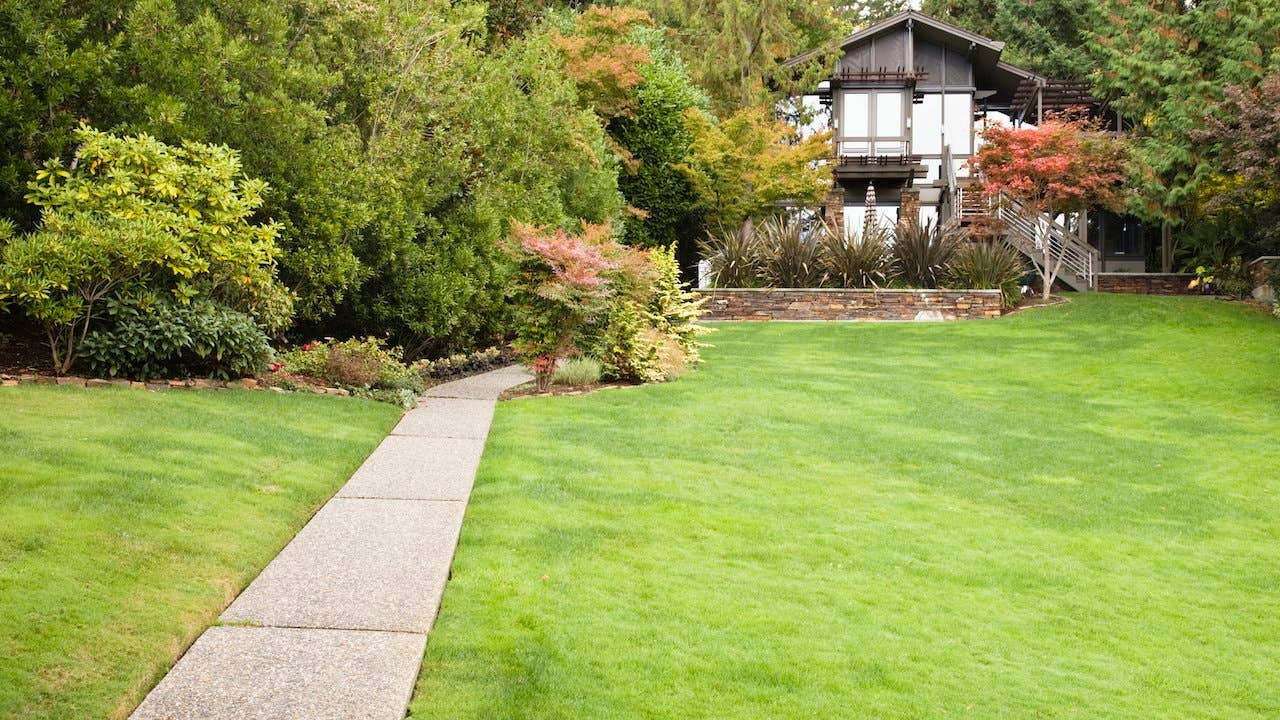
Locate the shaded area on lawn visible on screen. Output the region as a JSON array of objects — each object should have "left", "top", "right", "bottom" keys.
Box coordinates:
[
  {"left": 0, "top": 387, "right": 400, "bottom": 720},
  {"left": 412, "top": 294, "right": 1280, "bottom": 719}
]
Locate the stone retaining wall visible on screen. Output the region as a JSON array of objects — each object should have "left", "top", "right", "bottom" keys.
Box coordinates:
[
  {"left": 696, "top": 288, "right": 1004, "bottom": 321},
  {"left": 1096, "top": 273, "right": 1196, "bottom": 295}
]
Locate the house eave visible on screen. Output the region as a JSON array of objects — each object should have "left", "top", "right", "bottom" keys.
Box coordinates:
[{"left": 784, "top": 10, "right": 1012, "bottom": 70}]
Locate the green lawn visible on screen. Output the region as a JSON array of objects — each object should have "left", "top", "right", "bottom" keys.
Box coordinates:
[
  {"left": 412, "top": 294, "right": 1280, "bottom": 719},
  {"left": 0, "top": 387, "right": 400, "bottom": 720}
]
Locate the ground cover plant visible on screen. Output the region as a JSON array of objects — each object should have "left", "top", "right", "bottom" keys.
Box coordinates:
[
  {"left": 0, "top": 386, "right": 399, "bottom": 720},
  {"left": 411, "top": 294, "right": 1280, "bottom": 719}
]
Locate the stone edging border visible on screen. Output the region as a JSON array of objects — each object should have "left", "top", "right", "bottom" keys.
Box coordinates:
[{"left": 0, "top": 374, "right": 352, "bottom": 396}]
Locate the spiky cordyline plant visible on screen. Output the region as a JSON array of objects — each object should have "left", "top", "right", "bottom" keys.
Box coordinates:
[
  {"left": 756, "top": 215, "right": 825, "bottom": 288},
  {"left": 819, "top": 221, "right": 895, "bottom": 288},
  {"left": 891, "top": 219, "right": 966, "bottom": 288},
  {"left": 699, "top": 224, "right": 763, "bottom": 288},
  {"left": 945, "top": 239, "right": 1027, "bottom": 306}
]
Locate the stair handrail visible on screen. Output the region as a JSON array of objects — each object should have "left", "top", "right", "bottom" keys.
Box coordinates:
[{"left": 994, "top": 195, "right": 1098, "bottom": 290}]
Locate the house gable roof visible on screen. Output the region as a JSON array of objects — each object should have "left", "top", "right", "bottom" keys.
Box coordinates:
[{"left": 784, "top": 10, "right": 1043, "bottom": 84}]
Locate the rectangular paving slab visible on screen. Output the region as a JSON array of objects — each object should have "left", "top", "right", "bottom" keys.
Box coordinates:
[
  {"left": 422, "top": 366, "right": 532, "bottom": 400},
  {"left": 130, "top": 626, "right": 425, "bottom": 720},
  {"left": 337, "top": 435, "right": 486, "bottom": 501},
  {"left": 220, "top": 498, "right": 465, "bottom": 633},
  {"left": 390, "top": 397, "right": 496, "bottom": 439}
]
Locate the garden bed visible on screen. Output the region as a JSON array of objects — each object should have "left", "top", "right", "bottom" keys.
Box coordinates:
[{"left": 696, "top": 288, "right": 1004, "bottom": 321}]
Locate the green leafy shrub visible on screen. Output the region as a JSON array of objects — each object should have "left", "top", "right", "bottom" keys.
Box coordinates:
[
  {"left": 1218, "top": 257, "right": 1254, "bottom": 299},
  {"left": 552, "top": 357, "right": 604, "bottom": 386},
  {"left": 0, "top": 127, "right": 290, "bottom": 373},
  {"left": 819, "top": 222, "right": 894, "bottom": 288},
  {"left": 79, "top": 298, "right": 271, "bottom": 380},
  {"left": 1270, "top": 263, "right": 1280, "bottom": 317},
  {"left": 590, "top": 242, "right": 707, "bottom": 384},
  {"left": 1190, "top": 257, "right": 1253, "bottom": 299},
  {"left": 699, "top": 225, "right": 761, "bottom": 288},
  {"left": 891, "top": 220, "right": 966, "bottom": 288},
  {"left": 756, "top": 216, "right": 824, "bottom": 288},
  {"left": 946, "top": 241, "right": 1027, "bottom": 306}
]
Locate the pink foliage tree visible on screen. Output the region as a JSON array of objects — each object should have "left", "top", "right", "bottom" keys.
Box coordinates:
[
  {"left": 506, "top": 222, "right": 621, "bottom": 390},
  {"left": 972, "top": 116, "right": 1131, "bottom": 298}
]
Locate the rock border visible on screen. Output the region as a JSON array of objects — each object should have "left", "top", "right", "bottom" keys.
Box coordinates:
[{"left": 0, "top": 374, "right": 351, "bottom": 396}]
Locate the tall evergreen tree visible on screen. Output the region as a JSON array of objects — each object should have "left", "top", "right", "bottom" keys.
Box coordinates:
[
  {"left": 922, "top": 0, "right": 1104, "bottom": 79},
  {"left": 624, "top": 0, "right": 846, "bottom": 113},
  {"left": 1091, "top": 0, "right": 1280, "bottom": 224}
]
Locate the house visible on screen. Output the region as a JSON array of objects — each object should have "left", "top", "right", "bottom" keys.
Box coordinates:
[{"left": 786, "top": 11, "right": 1169, "bottom": 290}]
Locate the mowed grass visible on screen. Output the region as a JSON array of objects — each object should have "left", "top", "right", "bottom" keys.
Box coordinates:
[
  {"left": 0, "top": 387, "right": 400, "bottom": 720},
  {"left": 412, "top": 294, "right": 1280, "bottom": 719}
]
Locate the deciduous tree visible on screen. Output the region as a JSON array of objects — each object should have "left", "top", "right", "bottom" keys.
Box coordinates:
[
  {"left": 678, "top": 106, "right": 832, "bottom": 233},
  {"left": 972, "top": 117, "right": 1129, "bottom": 298}
]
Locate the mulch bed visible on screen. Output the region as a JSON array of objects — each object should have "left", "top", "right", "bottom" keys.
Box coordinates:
[
  {"left": 500, "top": 381, "right": 640, "bottom": 400},
  {"left": 0, "top": 318, "right": 53, "bottom": 376},
  {"left": 1004, "top": 295, "right": 1072, "bottom": 314}
]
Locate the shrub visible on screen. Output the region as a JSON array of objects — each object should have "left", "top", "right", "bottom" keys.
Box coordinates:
[
  {"left": 1190, "top": 257, "right": 1253, "bottom": 299},
  {"left": 756, "top": 216, "right": 824, "bottom": 288},
  {"left": 891, "top": 220, "right": 965, "bottom": 288},
  {"left": 590, "top": 242, "right": 706, "bottom": 384},
  {"left": 946, "top": 241, "right": 1027, "bottom": 306},
  {"left": 506, "top": 222, "right": 620, "bottom": 390},
  {"left": 598, "top": 300, "right": 662, "bottom": 383},
  {"left": 699, "top": 225, "right": 761, "bottom": 287},
  {"left": 552, "top": 357, "right": 604, "bottom": 386},
  {"left": 1218, "top": 257, "right": 1254, "bottom": 299},
  {"left": 416, "top": 347, "right": 505, "bottom": 379},
  {"left": 819, "top": 222, "right": 894, "bottom": 288},
  {"left": 275, "top": 337, "right": 424, "bottom": 406},
  {"left": 646, "top": 244, "right": 708, "bottom": 365},
  {"left": 79, "top": 298, "right": 271, "bottom": 380},
  {"left": 1270, "top": 263, "right": 1280, "bottom": 317},
  {"left": 0, "top": 127, "right": 290, "bottom": 373}
]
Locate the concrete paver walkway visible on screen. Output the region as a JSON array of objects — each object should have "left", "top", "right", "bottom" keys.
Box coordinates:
[{"left": 130, "top": 365, "right": 530, "bottom": 720}]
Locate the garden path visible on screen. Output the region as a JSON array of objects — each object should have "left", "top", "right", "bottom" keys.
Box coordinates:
[{"left": 129, "top": 364, "right": 532, "bottom": 720}]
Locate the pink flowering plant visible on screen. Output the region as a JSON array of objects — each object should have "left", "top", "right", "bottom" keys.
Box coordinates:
[{"left": 506, "top": 222, "right": 622, "bottom": 390}]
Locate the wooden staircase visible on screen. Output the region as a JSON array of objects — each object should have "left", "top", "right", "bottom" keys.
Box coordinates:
[
  {"left": 993, "top": 197, "right": 1098, "bottom": 292},
  {"left": 949, "top": 182, "right": 1098, "bottom": 291}
]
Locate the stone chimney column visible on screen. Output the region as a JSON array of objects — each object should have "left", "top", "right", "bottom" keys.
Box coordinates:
[
  {"left": 900, "top": 188, "right": 921, "bottom": 227},
  {"left": 824, "top": 188, "right": 845, "bottom": 230}
]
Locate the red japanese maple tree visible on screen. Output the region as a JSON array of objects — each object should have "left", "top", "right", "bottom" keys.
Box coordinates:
[{"left": 971, "top": 117, "right": 1131, "bottom": 298}]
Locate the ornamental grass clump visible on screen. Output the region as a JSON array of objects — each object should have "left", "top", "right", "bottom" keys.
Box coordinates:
[
  {"left": 891, "top": 219, "right": 966, "bottom": 288},
  {"left": 755, "top": 216, "right": 824, "bottom": 288},
  {"left": 945, "top": 240, "right": 1027, "bottom": 306},
  {"left": 699, "top": 224, "right": 762, "bottom": 288},
  {"left": 819, "top": 222, "right": 894, "bottom": 288},
  {"left": 552, "top": 357, "right": 604, "bottom": 386}
]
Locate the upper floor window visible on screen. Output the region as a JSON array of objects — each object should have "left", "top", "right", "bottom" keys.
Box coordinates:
[
  {"left": 912, "top": 93, "right": 973, "bottom": 157},
  {"left": 840, "top": 90, "right": 906, "bottom": 157}
]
